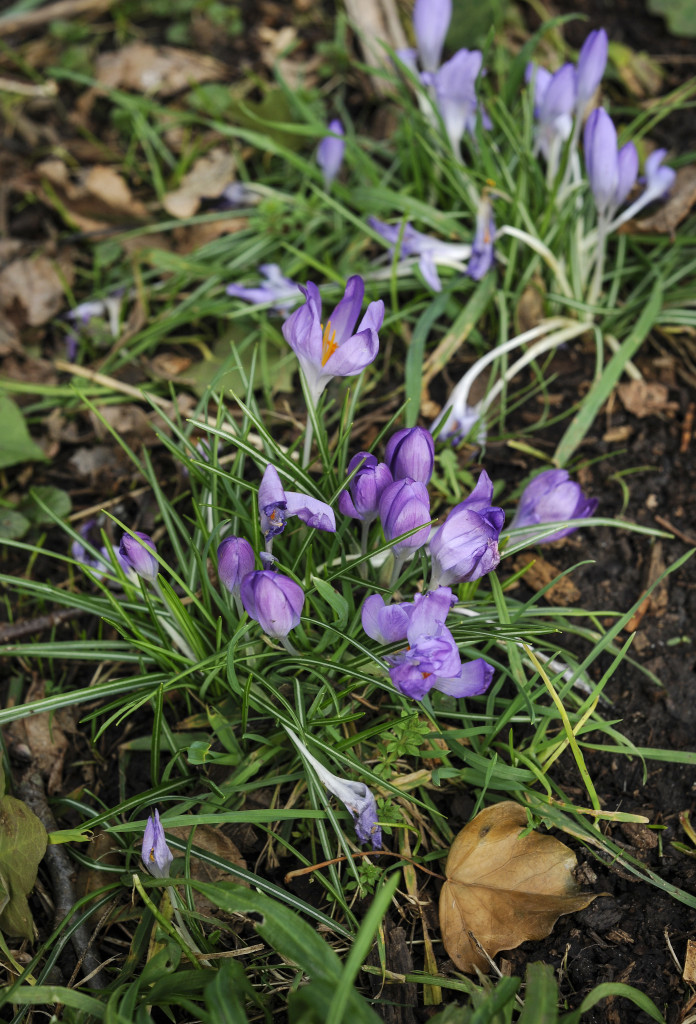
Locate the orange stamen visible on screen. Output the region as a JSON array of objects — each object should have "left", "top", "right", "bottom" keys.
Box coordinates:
[{"left": 321, "top": 320, "right": 338, "bottom": 366}]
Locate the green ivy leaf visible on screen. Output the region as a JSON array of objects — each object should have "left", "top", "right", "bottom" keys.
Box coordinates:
[
  {"left": 0, "top": 395, "right": 46, "bottom": 470},
  {"left": 646, "top": 0, "right": 696, "bottom": 37},
  {"left": 0, "top": 509, "right": 31, "bottom": 541},
  {"left": 19, "top": 486, "right": 72, "bottom": 525}
]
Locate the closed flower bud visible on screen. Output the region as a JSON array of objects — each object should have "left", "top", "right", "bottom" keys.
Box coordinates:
[
  {"left": 317, "top": 119, "right": 345, "bottom": 189},
  {"left": 240, "top": 570, "right": 304, "bottom": 639},
  {"left": 385, "top": 427, "right": 435, "bottom": 484},
  {"left": 338, "top": 452, "right": 393, "bottom": 522},
  {"left": 141, "top": 809, "right": 173, "bottom": 878},
  {"left": 379, "top": 478, "right": 431, "bottom": 558},
  {"left": 510, "top": 469, "right": 598, "bottom": 544},
  {"left": 217, "top": 536, "right": 255, "bottom": 598},
  {"left": 119, "top": 531, "right": 158, "bottom": 583}
]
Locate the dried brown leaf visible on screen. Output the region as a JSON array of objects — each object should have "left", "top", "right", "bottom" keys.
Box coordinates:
[
  {"left": 512, "top": 553, "right": 581, "bottom": 606},
  {"left": 162, "top": 148, "right": 236, "bottom": 219},
  {"left": 95, "top": 41, "right": 228, "bottom": 97},
  {"left": 617, "top": 379, "right": 678, "bottom": 418},
  {"left": 439, "top": 802, "right": 595, "bottom": 973},
  {"left": 0, "top": 254, "right": 74, "bottom": 327},
  {"left": 167, "top": 824, "right": 247, "bottom": 916}
]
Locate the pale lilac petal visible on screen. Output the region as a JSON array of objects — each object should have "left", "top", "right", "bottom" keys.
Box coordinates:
[
  {"left": 284, "top": 491, "right": 336, "bottom": 532},
  {"left": 576, "top": 28, "right": 608, "bottom": 109},
  {"left": 328, "top": 275, "right": 365, "bottom": 346},
  {"left": 361, "top": 593, "right": 411, "bottom": 644},
  {"left": 414, "top": 0, "right": 452, "bottom": 72},
  {"left": 317, "top": 119, "right": 345, "bottom": 188},
  {"left": 432, "top": 658, "right": 493, "bottom": 697},
  {"left": 615, "top": 142, "right": 639, "bottom": 207},
  {"left": 419, "top": 253, "right": 443, "bottom": 291}
]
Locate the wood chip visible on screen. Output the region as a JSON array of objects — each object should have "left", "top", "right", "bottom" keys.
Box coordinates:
[
  {"left": 684, "top": 939, "right": 696, "bottom": 983},
  {"left": 513, "top": 552, "right": 581, "bottom": 606}
]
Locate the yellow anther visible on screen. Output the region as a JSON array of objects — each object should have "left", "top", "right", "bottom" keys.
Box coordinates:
[{"left": 321, "top": 320, "right": 338, "bottom": 366}]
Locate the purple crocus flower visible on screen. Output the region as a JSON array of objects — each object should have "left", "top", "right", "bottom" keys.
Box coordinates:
[
  {"left": 583, "top": 108, "right": 639, "bottom": 220},
  {"left": 379, "top": 477, "right": 432, "bottom": 559},
  {"left": 385, "top": 427, "right": 435, "bottom": 484},
  {"left": 282, "top": 276, "right": 383, "bottom": 406},
  {"left": 317, "top": 118, "right": 345, "bottom": 189},
  {"left": 387, "top": 622, "right": 493, "bottom": 700},
  {"left": 408, "top": 586, "right": 456, "bottom": 635},
  {"left": 285, "top": 728, "right": 382, "bottom": 849},
  {"left": 119, "top": 531, "right": 159, "bottom": 583},
  {"left": 527, "top": 62, "right": 576, "bottom": 165},
  {"left": 338, "top": 452, "right": 393, "bottom": 523},
  {"left": 428, "top": 48, "right": 486, "bottom": 156},
  {"left": 429, "top": 471, "right": 504, "bottom": 588},
  {"left": 217, "top": 536, "right": 255, "bottom": 599},
  {"left": 467, "top": 194, "right": 495, "bottom": 281},
  {"left": 226, "top": 264, "right": 301, "bottom": 316},
  {"left": 258, "top": 464, "right": 335, "bottom": 545},
  {"left": 509, "top": 468, "right": 598, "bottom": 543},
  {"left": 240, "top": 569, "right": 304, "bottom": 639},
  {"left": 361, "top": 593, "right": 411, "bottom": 645},
  {"left": 413, "top": 0, "right": 452, "bottom": 73},
  {"left": 368, "top": 216, "right": 472, "bottom": 292},
  {"left": 575, "top": 29, "right": 608, "bottom": 115},
  {"left": 72, "top": 520, "right": 118, "bottom": 578},
  {"left": 142, "top": 809, "right": 173, "bottom": 878}
]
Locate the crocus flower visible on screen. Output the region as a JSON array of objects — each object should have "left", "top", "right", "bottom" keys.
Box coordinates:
[
  {"left": 527, "top": 62, "right": 576, "bottom": 167},
  {"left": 607, "top": 147, "right": 676, "bottom": 231},
  {"left": 387, "top": 622, "right": 493, "bottom": 700},
  {"left": 583, "top": 108, "right": 638, "bottom": 220},
  {"left": 258, "top": 464, "right": 335, "bottom": 546},
  {"left": 282, "top": 276, "right": 383, "bottom": 407},
  {"left": 429, "top": 471, "right": 504, "bottom": 588},
  {"left": 385, "top": 427, "right": 435, "bottom": 484},
  {"left": 379, "top": 478, "right": 431, "bottom": 560},
  {"left": 217, "top": 536, "right": 255, "bottom": 599},
  {"left": 467, "top": 194, "right": 496, "bottom": 281},
  {"left": 226, "top": 264, "right": 301, "bottom": 315},
  {"left": 427, "top": 48, "right": 486, "bottom": 156},
  {"left": 141, "top": 809, "right": 173, "bottom": 878},
  {"left": 240, "top": 570, "right": 304, "bottom": 639},
  {"left": 413, "top": 0, "right": 452, "bottom": 73},
  {"left": 119, "top": 531, "right": 159, "bottom": 583},
  {"left": 338, "top": 452, "right": 393, "bottom": 523},
  {"left": 285, "top": 728, "right": 382, "bottom": 849},
  {"left": 509, "top": 468, "right": 598, "bottom": 543},
  {"left": 368, "top": 216, "right": 471, "bottom": 292},
  {"left": 361, "top": 593, "right": 411, "bottom": 645},
  {"left": 575, "top": 29, "right": 608, "bottom": 115},
  {"left": 408, "top": 586, "right": 456, "bottom": 635},
  {"left": 317, "top": 118, "right": 345, "bottom": 189},
  {"left": 64, "top": 293, "right": 123, "bottom": 361}
]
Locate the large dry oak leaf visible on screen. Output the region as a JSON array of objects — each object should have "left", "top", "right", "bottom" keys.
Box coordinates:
[{"left": 439, "top": 801, "right": 595, "bottom": 973}]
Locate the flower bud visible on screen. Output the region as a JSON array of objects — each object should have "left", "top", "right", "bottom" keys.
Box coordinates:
[
  {"left": 379, "top": 478, "right": 431, "bottom": 558},
  {"left": 317, "top": 119, "right": 345, "bottom": 189},
  {"left": 338, "top": 452, "right": 393, "bottom": 522},
  {"left": 217, "top": 536, "right": 255, "bottom": 598},
  {"left": 430, "top": 472, "right": 504, "bottom": 588},
  {"left": 384, "top": 427, "right": 434, "bottom": 484},
  {"left": 510, "top": 469, "right": 597, "bottom": 543},
  {"left": 119, "top": 531, "right": 158, "bottom": 583},
  {"left": 141, "top": 809, "right": 173, "bottom": 878},
  {"left": 240, "top": 570, "right": 304, "bottom": 638}
]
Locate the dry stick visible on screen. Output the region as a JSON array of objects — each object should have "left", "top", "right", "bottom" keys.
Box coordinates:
[
  {"left": 16, "top": 769, "right": 107, "bottom": 987},
  {"left": 284, "top": 850, "right": 445, "bottom": 885},
  {"left": 0, "top": 0, "right": 116, "bottom": 35},
  {"left": 0, "top": 607, "right": 88, "bottom": 644}
]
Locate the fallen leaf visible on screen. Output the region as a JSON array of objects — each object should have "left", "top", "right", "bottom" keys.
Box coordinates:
[
  {"left": 173, "top": 216, "right": 248, "bottom": 253},
  {"left": 617, "top": 379, "right": 678, "bottom": 418},
  {"left": 512, "top": 553, "right": 581, "bottom": 606},
  {"left": 0, "top": 254, "right": 74, "bottom": 327},
  {"left": 610, "top": 42, "right": 664, "bottom": 98},
  {"left": 95, "top": 41, "right": 229, "bottom": 97},
  {"left": 683, "top": 938, "right": 696, "bottom": 983},
  {"left": 439, "top": 802, "right": 595, "bottom": 973},
  {"left": 162, "top": 148, "right": 236, "bottom": 219},
  {"left": 167, "top": 823, "right": 247, "bottom": 915},
  {"left": 35, "top": 159, "right": 148, "bottom": 230},
  {"left": 620, "top": 165, "right": 696, "bottom": 236}
]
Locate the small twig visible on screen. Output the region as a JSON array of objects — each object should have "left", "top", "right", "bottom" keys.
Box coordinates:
[
  {"left": 0, "top": 0, "right": 115, "bottom": 36},
  {"left": 0, "top": 77, "right": 58, "bottom": 97},
  {"left": 284, "top": 849, "right": 445, "bottom": 885},
  {"left": 0, "top": 607, "right": 88, "bottom": 645},
  {"left": 654, "top": 515, "right": 696, "bottom": 548}
]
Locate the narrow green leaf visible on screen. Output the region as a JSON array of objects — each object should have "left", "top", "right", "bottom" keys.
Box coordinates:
[{"left": 518, "top": 962, "right": 558, "bottom": 1024}]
